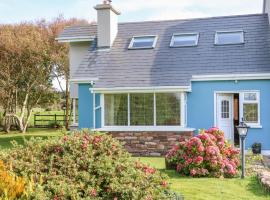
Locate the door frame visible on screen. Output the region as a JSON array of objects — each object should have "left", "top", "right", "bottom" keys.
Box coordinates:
[{"left": 214, "top": 92, "right": 235, "bottom": 142}]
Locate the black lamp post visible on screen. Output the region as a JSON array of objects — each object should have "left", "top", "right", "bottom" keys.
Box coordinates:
[{"left": 236, "top": 120, "right": 249, "bottom": 179}]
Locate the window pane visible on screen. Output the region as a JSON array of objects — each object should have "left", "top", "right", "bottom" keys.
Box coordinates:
[
  {"left": 221, "top": 100, "right": 229, "bottom": 119},
  {"left": 105, "top": 94, "right": 128, "bottom": 126},
  {"left": 244, "top": 93, "right": 257, "bottom": 101},
  {"left": 156, "top": 93, "right": 181, "bottom": 126},
  {"left": 172, "top": 34, "right": 198, "bottom": 47},
  {"left": 216, "top": 31, "right": 243, "bottom": 45},
  {"left": 243, "top": 103, "right": 258, "bottom": 123},
  {"left": 130, "top": 93, "right": 154, "bottom": 125},
  {"left": 131, "top": 36, "right": 156, "bottom": 48}
]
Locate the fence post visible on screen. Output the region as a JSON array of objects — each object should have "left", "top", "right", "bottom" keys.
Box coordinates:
[
  {"left": 34, "top": 114, "right": 36, "bottom": 127},
  {"left": 55, "top": 114, "right": 57, "bottom": 125}
]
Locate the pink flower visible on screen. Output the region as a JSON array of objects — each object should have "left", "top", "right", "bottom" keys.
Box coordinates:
[
  {"left": 190, "top": 169, "right": 197, "bottom": 176},
  {"left": 195, "top": 156, "right": 204, "bottom": 165},
  {"left": 161, "top": 180, "right": 167, "bottom": 188},
  {"left": 90, "top": 189, "right": 97, "bottom": 197}
]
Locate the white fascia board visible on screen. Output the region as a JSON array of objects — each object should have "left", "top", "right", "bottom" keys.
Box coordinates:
[
  {"left": 93, "top": 86, "right": 192, "bottom": 93},
  {"left": 69, "top": 78, "right": 99, "bottom": 84},
  {"left": 55, "top": 36, "right": 95, "bottom": 43},
  {"left": 191, "top": 73, "right": 270, "bottom": 81}
]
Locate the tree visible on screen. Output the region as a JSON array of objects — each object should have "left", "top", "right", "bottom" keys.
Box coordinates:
[
  {"left": 0, "top": 24, "right": 54, "bottom": 132},
  {"left": 0, "top": 17, "right": 89, "bottom": 133}
]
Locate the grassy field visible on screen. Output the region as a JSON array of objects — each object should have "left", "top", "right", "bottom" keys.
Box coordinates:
[
  {"left": 0, "top": 128, "right": 63, "bottom": 149},
  {"left": 136, "top": 157, "right": 270, "bottom": 200}
]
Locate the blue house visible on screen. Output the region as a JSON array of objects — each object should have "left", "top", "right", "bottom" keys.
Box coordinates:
[{"left": 57, "top": 0, "right": 270, "bottom": 156}]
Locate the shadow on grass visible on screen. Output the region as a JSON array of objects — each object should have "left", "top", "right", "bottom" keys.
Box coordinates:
[{"left": 247, "top": 176, "right": 270, "bottom": 197}]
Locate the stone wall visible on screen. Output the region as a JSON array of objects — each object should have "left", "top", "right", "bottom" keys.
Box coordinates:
[{"left": 108, "top": 131, "right": 193, "bottom": 156}]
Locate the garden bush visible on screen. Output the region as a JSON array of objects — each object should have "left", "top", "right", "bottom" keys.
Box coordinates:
[
  {"left": 0, "top": 130, "right": 173, "bottom": 200},
  {"left": 166, "top": 127, "right": 240, "bottom": 178},
  {"left": 0, "top": 160, "right": 26, "bottom": 200}
]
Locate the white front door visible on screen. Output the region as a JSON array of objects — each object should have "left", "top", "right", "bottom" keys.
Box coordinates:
[{"left": 216, "top": 94, "right": 234, "bottom": 141}]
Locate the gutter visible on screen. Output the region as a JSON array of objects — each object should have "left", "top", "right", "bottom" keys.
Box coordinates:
[{"left": 55, "top": 36, "right": 95, "bottom": 43}]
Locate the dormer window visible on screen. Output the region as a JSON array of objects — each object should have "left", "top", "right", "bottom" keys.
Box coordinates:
[
  {"left": 215, "top": 31, "right": 244, "bottom": 45},
  {"left": 129, "top": 35, "right": 158, "bottom": 49},
  {"left": 170, "top": 33, "right": 199, "bottom": 47}
]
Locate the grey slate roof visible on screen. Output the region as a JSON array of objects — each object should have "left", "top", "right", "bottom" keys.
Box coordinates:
[
  {"left": 59, "top": 24, "right": 97, "bottom": 38},
  {"left": 62, "top": 14, "right": 270, "bottom": 88}
]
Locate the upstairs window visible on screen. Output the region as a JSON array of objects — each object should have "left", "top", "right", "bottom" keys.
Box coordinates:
[
  {"left": 215, "top": 31, "right": 244, "bottom": 45},
  {"left": 128, "top": 35, "right": 158, "bottom": 49},
  {"left": 170, "top": 33, "right": 199, "bottom": 47}
]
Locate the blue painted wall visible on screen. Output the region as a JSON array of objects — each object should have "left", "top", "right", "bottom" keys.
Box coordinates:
[
  {"left": 187, "top": 80, "right": 270, "bottom": 150},
  {"left": 78, "top": 84, "right": 93, "bottom": 129},
  {"left": 78, "top": 84, "right": 101, "bottom": 129}
]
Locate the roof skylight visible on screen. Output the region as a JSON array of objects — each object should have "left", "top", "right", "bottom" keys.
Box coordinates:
[
  {"left": 170, "top": 33, "right": 199, "bottom": 47},
  {"left": 215, "top": 31, "right": 244, "bottom": 45},
  {"left": 129, "top": 35, "right": 158, "bottom": 49}
]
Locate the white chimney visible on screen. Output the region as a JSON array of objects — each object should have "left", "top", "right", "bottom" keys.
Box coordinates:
[
  {"left": 94, "top": 1, "right": 121, "bottom": 48},
  {"left": 263, "top": 0, "right": 270, "bottom": 23}
]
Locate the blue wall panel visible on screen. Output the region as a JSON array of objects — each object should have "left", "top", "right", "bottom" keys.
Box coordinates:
[
  {"left": 78, "top": 84, "right": 93, "bottom": 129},
  {"left": 187, "top": 80, "right": 270, "bottom": 150},
  {"left": 78, "top": 84, "right": 101, "bottom": 129}
]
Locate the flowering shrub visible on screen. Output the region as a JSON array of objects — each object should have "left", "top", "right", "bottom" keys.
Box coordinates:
[
  {"left": 166, "top": 127, "right": 240, "bottom": 178},
  {"left": 0, "top": 160, "right": 26, "bottom": 200},
  {"left": 0, "top": 130, "right": 174, "bottom": 200}
]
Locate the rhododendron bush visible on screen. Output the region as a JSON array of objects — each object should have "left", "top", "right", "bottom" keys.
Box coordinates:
[
  {"left": 166, "top": 128, "right": 240, "bottom": 178},
  {"left": 0, "top": 130, "right": 175, "bottom": 200}
]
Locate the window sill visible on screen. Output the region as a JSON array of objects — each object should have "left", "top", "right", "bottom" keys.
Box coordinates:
[
  {"left": 247, "top": 125, "right": 262, "bottom": 129},
  {"left": 94, "top": 126, "right": 195, "bottom": 132}
]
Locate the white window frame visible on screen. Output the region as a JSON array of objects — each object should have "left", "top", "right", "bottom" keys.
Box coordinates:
[
  {"left": 215, "top": 30, "right": 244, "bottom": 45},
  {"left": 128, "top": 35, "right": 158, "bottom": 49},
  {"left": 214, "top": 90, "right": 261, "bottom": 129},
  {"left": 239, "top": 91, "right": 261, "bottom": 127},
  {"left": 100, "top": 92, "right": 190, "bottom": 131},
  {"left": 170, "top": 33, "right": 199, "bottom": 47}
]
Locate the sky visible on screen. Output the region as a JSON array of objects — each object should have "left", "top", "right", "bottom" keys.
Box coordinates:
[
  {"left": 0, "top": 0, "right": 264, "bottom": 24},
  {"left": 0, "top": 0, "right": 264, "bottom": 90}
]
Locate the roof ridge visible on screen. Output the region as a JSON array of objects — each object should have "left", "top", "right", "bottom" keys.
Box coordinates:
[
  {"left": 65, "top": 13, "right": 266, "bottom": 29},
  {"left": 118, "top": 13, "right": 266, "bottom": 25}
]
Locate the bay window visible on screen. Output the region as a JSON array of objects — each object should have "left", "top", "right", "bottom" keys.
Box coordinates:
[
  {"left": 156, "top": 93, "right": 181, "bottom": 126},
  {"left": 103, "top": 92, "right": 185, "bottom": 127},
  {"left": 104, "top": 94, "right": 128, "bottom": 126},
  {"left": 130, "top": 93, "right": 154, "bottom": 125}
]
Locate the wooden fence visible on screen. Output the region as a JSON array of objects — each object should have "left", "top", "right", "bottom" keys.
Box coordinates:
[{"left": 34, "top": 114, "right": 78, "bottom": 128}]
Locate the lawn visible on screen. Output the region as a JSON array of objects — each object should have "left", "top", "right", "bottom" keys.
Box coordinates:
[
  {"left": 0, "top": 128, "right": 63, "bottom": 149},
  {"left": 136, "top": 157, "right": 270, "bottom": 200}
]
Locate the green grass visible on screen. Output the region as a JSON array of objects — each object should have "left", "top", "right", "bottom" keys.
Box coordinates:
[
  {"left": 0, "top": 128, "right": 63, "bottom": 149},
  {"left": 135, "top": 157, "right": 270, "bottom": 200}
]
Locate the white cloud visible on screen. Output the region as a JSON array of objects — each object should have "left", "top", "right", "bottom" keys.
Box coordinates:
[{"left": 112, "top": 0, "right": 263, "bottom": 21}]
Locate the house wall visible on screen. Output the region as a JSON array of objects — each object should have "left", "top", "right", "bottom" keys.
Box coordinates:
[
  {"left": 187, "top": 80, "right": 270, "bottom": 151},
  {"left": 69, "top": 42, "right": 90, "bottom": 98},
  {"left": 78, "top": 80, "right": 270, "bottom": 152}
]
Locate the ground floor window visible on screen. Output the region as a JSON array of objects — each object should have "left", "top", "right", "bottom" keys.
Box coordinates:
[
  {"left": 103, "top": 92, "right": 185, "bottom": 127},
  {"left": 241, "top": 92, "right": 260, "bottom": 125}
]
